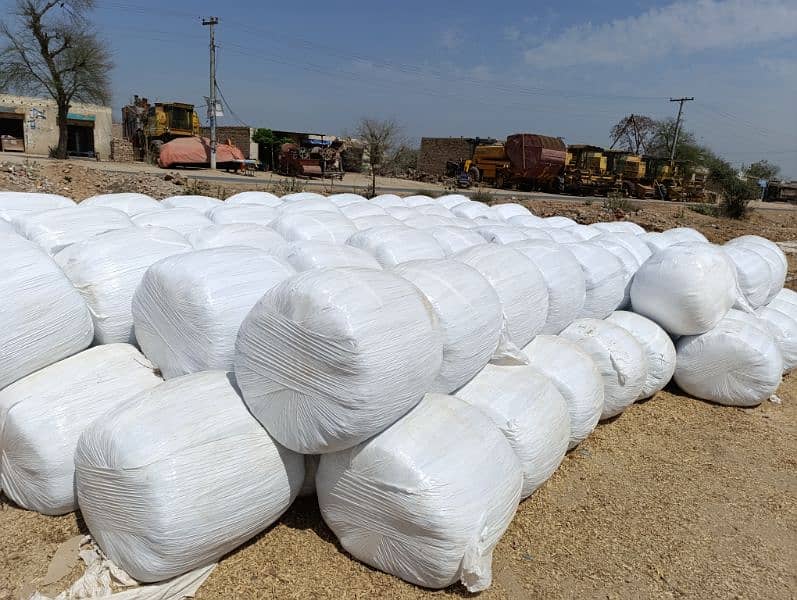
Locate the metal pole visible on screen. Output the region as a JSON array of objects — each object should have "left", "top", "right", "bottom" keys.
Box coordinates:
[
  {"left": 203, "top": 17, "right": 219, "bottom": 170},
  {"left": 669, "top": 97, "right": 694, "bottom": 165}
]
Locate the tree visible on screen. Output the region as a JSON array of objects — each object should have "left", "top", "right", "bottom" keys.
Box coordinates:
[
  {"left": 706, "top": 154, "right": 759, "bottom": 219},
  {"left": 252, "top": 128, "right": 291, "bottom": 171},
  {"left": 356, "top": 117, "right": 401, "bottom": 195},
  {"left": 745, "top": 160, "right": 780, "bottom": 181},
  {"left": 0, "top": 1, "right": 112, "bottom": 158},
  {"left": 609, "top": 114, "right": 657, "bottom": 154}
]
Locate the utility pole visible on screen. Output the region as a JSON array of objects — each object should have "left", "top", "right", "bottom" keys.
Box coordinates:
[
  {"left": 202, "top": 17, "right": 219, "bottom": 170},
  {"left": 669, "top": 97, "right": 694, "bottom": 165}
]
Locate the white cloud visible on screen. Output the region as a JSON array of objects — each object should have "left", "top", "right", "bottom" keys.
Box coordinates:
[
  {"left": 441, "top": 27, "right": 463, "bottom": 50},
  {"left": 524, "top": 0, "right": 797, "bottom": 67}
]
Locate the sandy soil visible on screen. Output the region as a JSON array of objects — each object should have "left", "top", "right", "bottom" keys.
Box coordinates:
[{"left": 1, "top": 160, "right": 796, "bottom": 599}]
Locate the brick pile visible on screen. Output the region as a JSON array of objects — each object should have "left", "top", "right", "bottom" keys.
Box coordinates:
[
  {"left": 417, "top": 138, "right": 474, "bottom": 177},
  {"left": 110, "top": 138, "right": 136, "bottom": 162}
]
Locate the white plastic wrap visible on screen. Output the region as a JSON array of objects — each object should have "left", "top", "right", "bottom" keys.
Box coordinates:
[
  {"left": 394, "top": 259, "right": 504, "bottom": 392},
  {"left": 606, "top": 311, "right": 676, "bottom": 399},
  {"left": 328, "top": 193, "right": 367, "bottom": 206},
  {"left": 403, "top": 215, "right": 458, "bottom": 230},
  {"left": 630, "top": 242, "right": 737, "bottom": 335},
  {"left": 544, "top": 227, "right": 581, "bottom": 243},
  {"left": 755, "top": 305, "right": 797, "bottom": 373},
  {"left": 133, "top": 247, "right": 295, "bottom": 378},
  {"left": 160, "top": 195, "right": 222, "bottom": 212},
  {"left": 0, "top": 344, "right": 162, "bottom": 515},
  {"left": 589, "top": 237, "right": 640, "bottom": 308},
  {"left": 15, "top": 207, "right": 133, "bottom": 255},
  {"left": 348, "top": 225, "right": 446, "bottom": 267},
  {"left": 371, "top": 194, "right": 405, "bottom": 208},
  {"left": 351, "top": 214, "right": 404, "bottom": 230},
  {"left": 316, "top": 393, "right": 522, "bottom": 592},
  {"left": 75, "top": 370, "right": 304, "bottom": 582},
  {"left": 491, "top": 203, "right": 532, "bottom": 220},
  {"left": 454, "top": 244, "right": 548, "bottom": 346},
  {"left": 54, "top": 228, "right": 192, "bottom": 344},
  {"left": 509, "top": 239, "right": 586, "bottom": 334},
  {"left": 131, "top": 208, "right": 213, "bottom": 236},
  {"left": 428, "top": 225, "right": 487, "bottom": 256},
  {"left": 207, "top": 204, "right": 278, "bottom": 225},
  {"left": 474, "top": 224, "right": 529, "bottom": 244},
  {"left": 451, "top": 201, "right": 494, "bottom": 220},
  {"left": 726, "top": 235, "right": 787, "bottom": 303},
  {"left": 279, "top": 240, "right": 381, "bottom": 271},
  {"left": 281, "top": 192, "right": 327, "bottom": 202},
  {"left": 769, "top": 288, "right": 797, "bottom": 311},
  {"left": 519, "top": 227, "right": 554, "bottom": 241},
  {"left": 416, "top": 204, "right": 455, "bottom": 218},
  {"left": 339, "top": 202, "right": 387, "bottom": 219},
  {"left": 271, "top": 211, "right": 356, "bottom": 244},
  {"left": 404, "top": 194, "right": 436, "bottom": 207},
  {"left": 642, "top": 227, "right": 708, "bottom": 252},
  {"left": 0, "top": 219, "right": 14, "bottom": 234},
  {"left": 560, "top": 318, "right": 648, "bottom": 419},
  {"left": 456, "top": 364, "right": 569, "bottom": 498},
  {"left": 566, "top": 242, "right": 626, "bottom": 319},
  {"left": 234, "top": 267, "right": 443, "bottom": 454},
  {"left": 544, "top": 216, "right": 577, "bottom": 228},
  {"left": 723, "top": 243, "right": 773, "bottom": 309},
  {"left": 79, "top": 193, "right": 161, "bottom": 216},
  {"left": 225, "top": 191, "right": 282, "bottom": 207},
  {"left": 565, "top": 224, "right": 602, "bottom": 241},
  {"left": 674, "top": 314, "right": 782, "bottom": 406},
  {"left": 522, "top": 335, "right": 604, "bottom": 448},
  {"left": 277, "top": 197, "right": 340, "bottom": 214},
  {"left": 435, "top": 194, "right": 470, "bottom": 209},
  {"left": 0, "top": 234, "right": 93, "bottom": 388},
  {"left": 0, "top": 191, "right": 75, "bottom": 221},
  {"left": 384, "top": 206, "right": 418, "bottom": 220},
  {"left": 596, "top": 231, "right": 652, "bottom": 266},
  {"left": 186, "top": 223, "right": 286, "bottom": 252},
  {"left": 590, "top": 221, "right": 646, "bottom": 236},
  {"left": 507, "top": 214, "right": 546, "bottom": 228}
]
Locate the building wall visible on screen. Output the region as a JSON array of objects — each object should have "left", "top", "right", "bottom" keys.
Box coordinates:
[
  {"left": 0, "top": 94, "right": 112, "bottom": 158},
  {"left": 418, "top": 137, "right": 475, "bottom": 176},
  {"left": 199, "top": 126, "right": 258, "bottom": 160}
]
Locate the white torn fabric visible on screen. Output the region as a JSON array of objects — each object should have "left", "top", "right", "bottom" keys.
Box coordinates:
[
  {"left": 206, "top": 204, "right": 278, "bottom": 225},
  {"left": 456, "top": 364, "right": 570, "bottom": 498},
  {"left": 75, "top": 371, "right": 303, "bottom": 583},
  {"left": 79, "top": 193, "right": 162, "bottom": 216},
  {"left": 234, "top": 267, "right": 442, "bottom": 454},
  {"left": 522, "top": 335, "right": 604, "bottom": 449},
  {"left": 224, "top": 191, "right": 282, "bottom": 207},
  {"left": 132, "top": 209, "right": 213, "bottom": 237},
  {"left": 14, "top": 207, "right": 133, "bottom": 255},
  {"left": 394, "top": 259, "right": 506, "bottom": 393},
  {"left": 279, "top": 240, "right": 381, "bottom": 271},
  {"left": 0, "top": 234, "right": 93, "bottom": 389},
  {"left": 427, "top": 226, "right": 487, "bottom": 256},
  {"left": 133, "top": 247, "right": 295, "bottom": 378},
  {"left": 54, "top": 228, "right": 192, "bottom": 344},
  {"left": 317, "top": 393, "right": 522, "bottom": 592},
  {"left": 348, "top": 225, "right": 446, "bottom": 267},
  {"left": 566, "top": 242, "right": 626, "bottom": 319},
  {"left": 0, "top": 344, "right": 162, "bottom": 515},
  {"left": 560, "top": 318, "right": 648, "bottom": 420},
  {"left": 160, "top": 195, "right": 222, "bottom": 212},
  {"left": 270, "top": 211, "right": 356, "bottom": 244}
]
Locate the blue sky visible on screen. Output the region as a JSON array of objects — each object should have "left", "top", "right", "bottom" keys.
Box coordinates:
[{"left": 82, "top": 1, "right": 797, "bottom": 176}]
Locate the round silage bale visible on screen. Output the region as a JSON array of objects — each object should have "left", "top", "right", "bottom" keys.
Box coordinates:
[{"left": 566, "top": 242, "right": 626, "bottom": 319}]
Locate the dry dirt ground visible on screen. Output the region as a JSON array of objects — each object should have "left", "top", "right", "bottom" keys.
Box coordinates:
[{"left": 1, "top": 160, "right": 796, "bottom": 599}]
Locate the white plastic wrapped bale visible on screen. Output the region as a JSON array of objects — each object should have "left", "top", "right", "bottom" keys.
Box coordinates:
[
  {"left": 351, "top": 215, "right": 404, "bottom": 231},
  {"left": 560, "top": 318, "right": 648, "bottom": 419},
  {"left": 435, "top": 193, "right": 470, "bottom": 209},
  {"left": 234, "top": 267, "right": 443, "bottom": 454},
  {"left": 271, "top": 211, "right": 355, "bottom": 244},
  {"left": 642, "top": 227, "right": 708, "bottom": 253},
  {"left": 14, "top": 206, "right": 133, "bottom": 255},
  {"left": 328, "top": 193, "right": 367, "bottom": 207},
  {"left": 595, "top": 231, "right": 652, "bottom": 266},
  {"left": 491, "top": 203, "right": 532, "bottom": 220},
  {"left": 278, "top": 197, "right": 340, "bottom": 214},
  {"left": 519, "top": 227, "right": 553, "bottom": 241},
  {"left": 339, "top": 202, "right": 387, "bottom": 219},
  {"left": 280, "top": 240, "right": 381, "bottom": 271},
  {"left": 755, "top": 305, "right": 797, "bottom": 373},
  {"left": 566, "top": 242, "right": 626, "bottom": 319},
  {"left": 54, "top": 228, "right": 192, "bottom": 345},
  {"left": 544, "top": 216, "right": 577, "bottom": 228},
  {"left": 428, "top": 226, "right": 486, "bottom": 256},
  {"left": 132, "top": 208, "right": 213, "bottom": 236},
  {"left": 455, "top": 244, "right": 549, "bottom": 346},
  {"left": 0, "top": 344, "right": 162, "bottom": 515},
  {"left": 674, "top": 313, "right": 782, "bottom": 407},
  {"left": 298, "top": 454, "right": 320, "bottom": 497},
  {"left": 75, "top": 371, "right": 304, "bottom": 582},
  {"left": 456, "top": 364, "right": 569, "bottom": 498},
  {"left": 225, "top": 191, "right": 282, "bottom": 207},
  {"left": 726, "top": 235, "right": 787, "bottom": 304},
  {"left": 316, "top": 393, "right": 522, "bottom": 592},
  {"left": 589, "top": 237, "right": 640, "bottom": 309},
  {"left": 509, "top": 239, "right": 586, "bottom": 334},
  {"left": 0, "top": 191, "right": 75, "bottom": 221},
  {"left": 0, "top": 234, "right": 93, "bottom": 388},
  {"left": 79, "top": 193, "right": 161, "bottom": 216},
  {"left": 384, "top": 206, "right": 418, "bottom": 220},
  {"left": 394, "top": 259, "right": 504, "bottom": 393},
  {"left": 522, "top": 335, "right": 604, "bottom": 448},
  {"left": 606, "top": 311, "right": 676, "bottom": 399},
  {"left": 133, "top": 247, "right": 295, "bottom": 378},
  {"left": 631, "top": 242, "right": 737, "bottom": 335},
  {"left": 565, "top": 223, "right": 602, "bottom": 241},
  {"left": 207, "top": 204, "right": 278, "bottom": 225},
  {"left": 723, "top": 243, "right": 773, "bottom": 309},
  {"left": 474, "top": 224, "right": 529, "bottom": 244},
  {"left": 160, "top": 195, "right": 222, "bottom": 212},
  {"left": 416, "top": 204, "right": 455, "bottom": 218},
  {"left": 544, "top": 228, "right": 581, "bottom": 243},
  {"left": 348, "top": 226, "right": 446, "bottom": 267},
  {"left": 768, "top": 287, "right": 797, "bottom": 312},
  {"left": 281, "top": 192, "right": 327, "bottom": 202},
  {"left": 403, "top": 215, "right": 457, "bottom": 230},
  {"left": 507, "top": 214, "right": 546, "bottom": 228},
  {"left": 590, "top": 221, "right": 646, "bottom": 236},
  {"left": 371, "top": 193, "right": 405, "bottom": 208},
  {"left": 404, "top": 194, "right": 436, "bottom": 207},
  {"left": 451, "top": 201, "right": 494, "bottom": 220},
  {"left": 186, "top": 223, "right": 286, "bottom": 253},
  {"left": 0, "top": 219, "right": 14, "bottom": 234}
]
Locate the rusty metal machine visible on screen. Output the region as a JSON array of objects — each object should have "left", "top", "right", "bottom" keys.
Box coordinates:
[
  {"left": 122, "top": 95, "right": 200, "bottom": 161},
  {"left": 604, "top": 150, "right": 654, "bottom": 198},
  {"left": 278, "top": 141, "right": 344, "bottom": 179},
  {"left": 471, "top": 133, "right": 566, "bottom": 190},
  {"left": 563, "top": 144, "right": 619, "bottom": 196}
]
